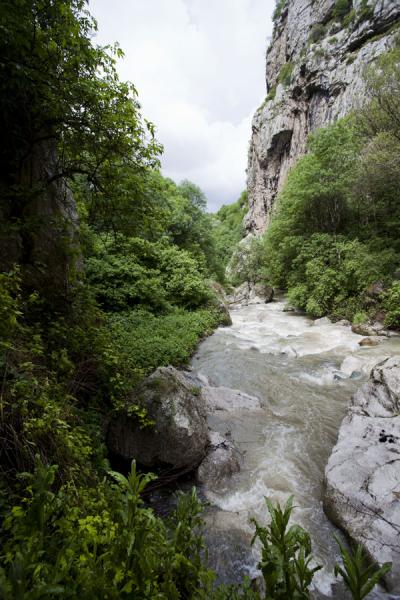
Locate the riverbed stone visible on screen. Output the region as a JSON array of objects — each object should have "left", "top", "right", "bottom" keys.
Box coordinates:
[
  {"left": 250, "top": 282, "right": 274, "bottom": 303},
  {"left": 107, "top": 366, "right": 209, "bottom": 470},
  {"left": 228, "top": 281, "right": 274, "bottom": 307},
  {"left": 197, "top": 431, "right": 241, "bottom": 485},
  {"left": 324, "top": 357, "right": 400, "bottom": 592},
  {"left": 358, "top": 337, "right": 382, "bottom": 347},
  {"left": 202, "top": 385, "right": 263, "bottom": 412}
]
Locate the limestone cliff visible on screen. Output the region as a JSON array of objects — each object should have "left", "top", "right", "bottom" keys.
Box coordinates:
[{"left": 245, "top": 0, "right": 400, "bottom": 234}]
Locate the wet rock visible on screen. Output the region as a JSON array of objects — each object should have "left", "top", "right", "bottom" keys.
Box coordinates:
[
  {"left": 202, "top": 385, "right": 263, "bottom": 412},
  {"left": 229, "top": 281, "right": 251, "bottom": 306},
  {"left": 324, "top": 357, "right": 400, "bottom": 592},
  {"left": 228, "top": 280, "right": 274, "bottom": 307},
  {"left": 358, "top": 337, "right": 382, "bottom": 347},
  {"left": 251, "top": 282, "right": 274, "bottom": 303},
  {"left": 197, "top": 431, "right": 241, "bottom": 485},
  {"left": 107, "top": 366, "right": 208, "bottom": 470},
  {"left": 351, "top": 322, "right": 379, "bottom": 336},
  {"left": 314, "top": 317, "right": 331, "bottom": 326},
  {"left": 336, "top": 319, "right": 351, "bottom": 327}
]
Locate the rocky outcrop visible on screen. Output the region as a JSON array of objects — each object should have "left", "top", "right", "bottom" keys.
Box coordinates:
[
  {"left": 107, "top": 366, "right": 209, "bottom": 470},
  {"left": 324, "top": 357, "right": 400, "bottom": 592},
  {"left": 246, "top": 0, "right": 400, "bottom": 234}
]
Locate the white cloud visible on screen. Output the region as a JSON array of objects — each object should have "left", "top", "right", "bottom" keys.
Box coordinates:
[{"left": 89, "top": 0, "right": 275, "bottom": 211}]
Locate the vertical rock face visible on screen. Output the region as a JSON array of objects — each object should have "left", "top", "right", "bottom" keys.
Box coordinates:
[{"left": 245, "top": 0, "right": 400, "bottom": 234}]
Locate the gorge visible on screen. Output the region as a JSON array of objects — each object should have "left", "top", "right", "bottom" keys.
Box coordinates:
[{"left": 1, "top": 0, "right": 400, "bottom": 598}]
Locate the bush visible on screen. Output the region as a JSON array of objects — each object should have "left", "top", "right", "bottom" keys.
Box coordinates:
[
  {"left": 383, "top": 282, "right": 400, "bottom": 328},
  {"left": 309, "top": 23, "right": 326, "bottom": 43},
  {"left": 273, "top": 0, "right": 287, "bottom": 22},
  {"left": 278, "top": 62, "right": 294, "bottom": 86},
  {"left": 108, "top": 307, "right": 223, "bottom": 385},
  {"left": 333, "top": 0, "right": 352, "bottom": 21},
  {"left": 0, "top": 460, "right": 217, "bottom": 599},
  {"left": 252, "top": 496, "right": 321, "bottom": 598}
]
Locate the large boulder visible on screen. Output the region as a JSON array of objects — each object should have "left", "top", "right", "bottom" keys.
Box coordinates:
[
  {"left": 251, "top": 282, "right": 274, "bottom": 303},
  {"left": 228, "top": 281, "right": 274, "bottom": 307},
  {"left": 107, "top": 367, "right": 209, "bottom": 470},
  {"left": 197, "top": 431, "right": 241, "bottom": 485},
  {"left": 324, "top": 357, "right": 400, "bottom": 592}
]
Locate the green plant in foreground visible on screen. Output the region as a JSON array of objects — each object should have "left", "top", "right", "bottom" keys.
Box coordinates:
[
  {"left": 334, "top": 535, "right": 391, "bottom": 599},
  {"left": 251, "top": 496, "right": 321, "bottom": 599}
]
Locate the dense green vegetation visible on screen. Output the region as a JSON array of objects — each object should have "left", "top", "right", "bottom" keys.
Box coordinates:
[
  {"left": 0, "top": 1, "right": 236, "bottom": 596},
  {"left": 248, "top": 42, "right": 400, "bottom": 326},
  {"left": 210, "top": 191, "right": 248, "bottom": 279}
]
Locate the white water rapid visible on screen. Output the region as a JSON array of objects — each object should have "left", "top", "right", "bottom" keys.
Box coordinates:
[{"left": 191, "top": 299, "right": 400, "bottom": 599}]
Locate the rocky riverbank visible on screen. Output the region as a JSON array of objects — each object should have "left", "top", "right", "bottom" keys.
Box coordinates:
[{"left": 324, "top": 357, "right": 400, "bottom": 593}]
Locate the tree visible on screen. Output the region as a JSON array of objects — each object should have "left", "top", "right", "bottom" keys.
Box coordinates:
[{"left": 0, "top": 0, "right": 161, "bottom": 308}]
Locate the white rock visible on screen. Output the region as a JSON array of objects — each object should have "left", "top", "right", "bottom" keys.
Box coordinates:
[{"left": 324, "top": 358, "right": 400, "bottom": 592}]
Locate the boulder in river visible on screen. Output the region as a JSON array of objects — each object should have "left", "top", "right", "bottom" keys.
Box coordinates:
[
  {"left": 358, "top": 337, "right": 382, "bottom": 347},
  {"left": 197, "top": 431, "right": 241, "bottom": 485},
  {"left": 251, "top": 282, "right": 274, "bottom": 303},
  {"left": 324, "top": 357, "right": 400, "bottom": 592},
  {"left": 229, "top": 281, "right": 274, "bottom": 307},
  {"left": 202, "top": 385, "right": 263, "bottom": 412},
  {"left": 107, "top": 366, "right": 209, "bottom": 470}
]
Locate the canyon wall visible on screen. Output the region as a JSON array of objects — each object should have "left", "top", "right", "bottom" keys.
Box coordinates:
[{"left": 245, "top": 0, "right": 400, "bottom": 234}]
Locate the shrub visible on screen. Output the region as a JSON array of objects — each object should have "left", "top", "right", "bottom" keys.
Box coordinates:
[
  {"left": 334, "top": 535, "right": 391, "bottom": 600},
  {"left": 273, "top": 0, "right": 287, "bottom": 22},
  {"left": 278, "top": 62, "right": 294, "bottom": 86},
  {"left": 333, "top": 0, "right": 352, "bottom": 21},
  {"left": 383, "top": 282, "right": 400, "bottom": 328},
  {"left": 309, "top": 23, "right": 326, "bottom": 43},
  {"left": 251, "top": 496, "right": 321, "bottom": 598}
]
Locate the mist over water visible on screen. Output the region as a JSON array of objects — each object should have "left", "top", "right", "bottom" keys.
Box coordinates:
[{"left": 191, "top": 300, "right": 400, "bottom": 597}]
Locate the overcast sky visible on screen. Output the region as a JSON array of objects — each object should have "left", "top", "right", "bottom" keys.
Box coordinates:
[{"left": 89, "top": 0, "right": 275, "bottom": 211}]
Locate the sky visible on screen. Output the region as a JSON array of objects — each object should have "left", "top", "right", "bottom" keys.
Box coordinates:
[{"left": 89, "top": 0, "right": 275, "bottom": 211}]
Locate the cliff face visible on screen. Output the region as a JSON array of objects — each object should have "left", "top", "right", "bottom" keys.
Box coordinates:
[{"left": 245, "top": 0, "right": 400, "bottom": 234}]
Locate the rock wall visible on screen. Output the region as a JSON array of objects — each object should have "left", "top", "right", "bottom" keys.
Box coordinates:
[{"left": 245, "top": 0, "right": 400, "bottom": 234}]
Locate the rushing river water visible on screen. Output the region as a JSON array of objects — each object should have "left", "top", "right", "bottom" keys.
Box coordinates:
[{"left": 190, "top": 299, "right": 400, "bottom": 598}]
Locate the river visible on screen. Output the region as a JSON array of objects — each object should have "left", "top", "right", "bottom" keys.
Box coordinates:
[{"left": 190, "top": 298, "right": 400, "bottom": 598}]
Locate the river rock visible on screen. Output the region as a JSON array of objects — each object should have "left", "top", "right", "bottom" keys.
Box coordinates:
[
  {"left": 229, "top": 281, "right": 274, "bottom": 307},
  {"left": 358, "top": 337, "right": 382, "bottom": 347},
  {"left": 202, "top": 385, "right": 263, "bottom": 412},
  {"left": 351, "top": 322, "right": 377, "bottom": 336},
  {"left": 324, "top": 357, "right": 400, "bottom": 592},
  {"left": 250, "top": 282, "right": 274, "bottom": 303},
  {"left": 197, "top": 431, "right": 241, "bottom": 485},
  {"left": 229, "top": 281, "right": 251, "bottom": 306},
  {"left": 336, "top": 319, "right": 351, "bottom": 327},
  {"left": 107, "top": 366, "right": 209, "bottom": 470}
]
